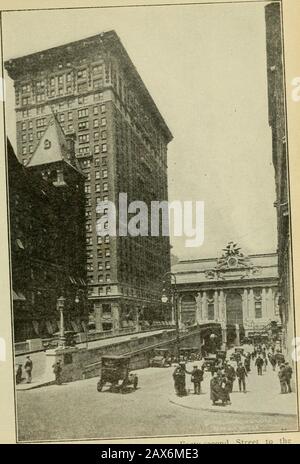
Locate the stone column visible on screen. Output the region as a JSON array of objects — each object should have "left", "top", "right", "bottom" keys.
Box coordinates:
[
  {"left": 221, "top": 321, "right": 227, "bottom": 349},
  {"left": 195, "top": 292, "right": 202, "bottom": 324},
  {"left": 214, "top": 290, "right": 219, "bottom": 321},
  {"left": 248, "top": 289, "right": 255, "bottom": 322},
  {"left": 219, "top": 290, "right": 226, "bottom": 323},
  {"left": 111, "top": 302, "right": 120, "bottom": 333},
  {"left": 202, "top": 292, "right": 208, "bottom": 322},
  {"left": 235, "top": 323, "right": 240, "bottom": 346},
  {"left": 94, "top": 301, "right": 102, "bottom": 332},
  {"left": 267, "top": 288, "right": 274, "bottom": 320},
  {"left": 242, "top": 289, "right": 248, "bottom": 323},
  {"left": 177, "top": 295, "right": 183, "bottom": 328},
  {"left": 262, "top": 288, "right": 267, "bottom": 320}
]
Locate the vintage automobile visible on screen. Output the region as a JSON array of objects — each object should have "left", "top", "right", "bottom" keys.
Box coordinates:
[
  {"left": 202, "top": 355, "right": 218, "bottom": 372},
  {"left": 230, "top": 346, "right": 244, "bottom": 362},
  {"left": 52, "top": 330, "right": 77, "bottom": 347},
  {"left": 216, "top": 350, "right": 227, "bottom": 362},
  {"left": 149, "top": 348, "right": 172, "bottom": 367},
  {"left": 97, "top": 355, "right": 138, "bottom": 393},
  {"left": 235, "top": 347, "right": 244, "bottom": 354},
  {"left": 179, "top": 347, "right": 200, "bottom": 362}
]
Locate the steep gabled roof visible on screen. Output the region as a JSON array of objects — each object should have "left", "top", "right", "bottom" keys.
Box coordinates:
[{"left": 27, "top": 113, "right": 69, "bottom": 168}]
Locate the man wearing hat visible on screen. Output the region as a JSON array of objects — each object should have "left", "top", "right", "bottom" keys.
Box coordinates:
[
  {"left": 24, "top": 355, "right": 33, "bottom": 384},
  {"left": 284, "top": 362, "right": 293, "bottom": 393},
  {"left": 190, "top": 365, "right": 204, "bottom": 395},
  {"left": 172, "top": 362, "right": 187, "bottom": 396},
  {"left": 278, "top": 364, "right": 287, "bottom": 394}
]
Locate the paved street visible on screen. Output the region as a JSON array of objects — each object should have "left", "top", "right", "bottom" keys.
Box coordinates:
[{"left": 17, "top": 360, "right": 298, "bottom": 442}]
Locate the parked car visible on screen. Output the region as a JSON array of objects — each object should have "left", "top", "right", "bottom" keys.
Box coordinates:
[
  {"left": 179, "top": 347, "right": 200, "bottom": 362},
  {"left": 97, "top": 355, "right": 138, "bottom": 393},
  {"left": 53, "top": 331, "right": 77, "bottom": 347},
  {"left": 216, "top": 350, "right": 227, "bottom": 362},
  {"left": 202, "top": 355, "right": 218, "bottom": 372},
  {"left": 149, "top": 349, "right": 172, "bottom": 367}
]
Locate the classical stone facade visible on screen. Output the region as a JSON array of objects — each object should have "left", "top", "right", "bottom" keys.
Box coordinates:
[
  {"left": 5, "top": 30, "right": 172, "bottom": 334},
  {"left": 172, "top": 243, "right": 280, "bottom": 345}
]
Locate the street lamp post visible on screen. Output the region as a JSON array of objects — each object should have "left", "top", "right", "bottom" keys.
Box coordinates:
[
  {"left": 75, "top": 290, "right": 88, "bottom": 349},
  {"left": 57, "top": 296, "right": 66, "bottom": 348},
  {"left": 161, "top": 272, "right": 180, "bottom": 362}
]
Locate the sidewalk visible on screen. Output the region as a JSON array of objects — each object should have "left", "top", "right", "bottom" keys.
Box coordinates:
[{"left": 169, "top": 362, "right": 298, "bottom": 417}]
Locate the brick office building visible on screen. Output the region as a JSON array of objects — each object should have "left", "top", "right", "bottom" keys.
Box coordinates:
[
  {"left": 5, "top": 30, "right": 173, "bottom": 333},
  {"left": 265, "top": 2, "right": 294, "bottom": 357},
  {"left": 7, "top": 114, "right": 87, "bottom": 342}
]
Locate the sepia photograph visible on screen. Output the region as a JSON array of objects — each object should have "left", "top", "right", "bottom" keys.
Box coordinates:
[{"left": 1, "top": 0, "right": 298, "bottom": 443}]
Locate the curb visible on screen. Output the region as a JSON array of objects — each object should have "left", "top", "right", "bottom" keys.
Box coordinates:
[
  {"left": 169, "top": 397, "right": 297, "bottom": 418},
  {"left": 16, "top": 380, "right": 55, "bottom": 391}
]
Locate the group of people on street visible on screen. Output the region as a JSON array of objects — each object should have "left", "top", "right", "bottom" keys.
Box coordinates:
[
  {"left": 15, "top": 356, "right": 33, "bottom": 384},
  {"left": 278, "top": 362, "right": 293, "bottom": 394},
  {"left": 172, "top": 363, "right": 204, "bottom": 397},
  {"left": 172, "top": 341, "right": 294, "bottom": 404},
  {"left": 15, "top": 355, "right": 63, "bottom": 386},
  {"left": 251, "top": 343, "right": 293, "bottom": 394}
]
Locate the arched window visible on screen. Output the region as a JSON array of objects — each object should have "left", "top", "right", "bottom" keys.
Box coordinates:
[{"left": 181, "top": 294, "right": 196, "bottom": 325}]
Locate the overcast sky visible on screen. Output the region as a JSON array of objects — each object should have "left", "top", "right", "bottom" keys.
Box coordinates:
[{"left": 2, "top": 2, "right": 277, "bottom": 260}]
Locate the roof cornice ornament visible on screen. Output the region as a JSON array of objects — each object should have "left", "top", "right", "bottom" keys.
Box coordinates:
[{"left": 205, "top": 242, "right": 261, "bottom": 281}]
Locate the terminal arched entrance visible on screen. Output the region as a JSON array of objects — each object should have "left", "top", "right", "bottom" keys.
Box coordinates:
[{"left": 180, "top": 294, "right": 196, "bottom": 325}]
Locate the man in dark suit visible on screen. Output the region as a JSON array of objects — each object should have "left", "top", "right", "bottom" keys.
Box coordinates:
[{"left": 190, "top": 365, "right": 204, "bottom": 395}]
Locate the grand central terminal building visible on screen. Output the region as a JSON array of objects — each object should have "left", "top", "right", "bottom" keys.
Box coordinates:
[{"left": 172, "top": 242, "right": 281, "bottom": 345}]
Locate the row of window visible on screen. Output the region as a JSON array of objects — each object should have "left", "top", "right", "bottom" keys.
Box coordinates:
[
  {"left": 20, "top": 66, "right": 103, "bottom": 95},
  {"left": 86, "top": 235, "right": 110, "bottom": 245},
  {"left": 19, "top": 93, "right": 104, "bottom": 117},
  {"left": 87, "top": 262, "right": 111, "bottom": 271},
  {"left": 20, "top": 82, "right": 105, "bottom": 104},
  {"left": 21, "top": 111, "right": 106, "bottom": 131},
  {"left": 84, "top": 182, "right": 108, "bottom": 194},
  {"left": 19, "top": 91, "right": 105, "bottom": 107},
  {"left": 86, "top": 170, "right": 108, "bottom": 181}
]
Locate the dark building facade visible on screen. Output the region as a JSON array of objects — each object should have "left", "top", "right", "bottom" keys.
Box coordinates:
[
  {"left": 265, "top": 2, "right": 293, "bottom": 356},
  {"left": 5, "top": 30, "right": 173, "bottom": 334},
  {"left": 7, "top": 115, "right": 87, "bottom": 342}
]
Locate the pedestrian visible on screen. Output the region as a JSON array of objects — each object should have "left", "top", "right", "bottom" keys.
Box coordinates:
[
  {"left": 225, "top": 363, "right": 236, "bottom": 392},
  {"left": 284, "top": 362, "right": 293, "bottom": 393},
  {"left": 190, "top": 365, "right": 204, "bottom": 395},
  {"left": 24, "top": 355, "right": 33, "bottom": 384},
  {"left": 16, "top": 364, "right": 23, "bottom": 384},
  {"left": 255, "top": 355, "right": 264, "bottom": 375},
  {"left": 220, "top": 374, "right": 231, "bottom": 405},
  {"left": 263, "top": 355, "right": 268, "bottom": 372},
  {"left": 275, "top": 351, "right": 285, "bottom": 367},
  {"left": 210, "top": 372, "right": 220, "bottom": 405},
  {"left": 278, "top": 364, "right": 287, "bottom": 394},
  {"left": 172, "top": 362, "right": 187, "bottom": 396},
  {"left": 236, "top": 362, "right": 248, "bottom": 393},
  {"left": 53, "top": 360, "right": 62, "bottom": 385},
  {"left": 244, "top": 355, "right": 251, "bottom": 373},
  {"left": 268, "top": 352, "right": 276, "bottom": 371}
]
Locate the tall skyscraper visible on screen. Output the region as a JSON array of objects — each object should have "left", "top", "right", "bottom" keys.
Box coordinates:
[
  {"left": 265, "top": 2, "right": 293, "bottom": 357},
  {"left": 5, "top": 30, "right": 173, "bottom": 333}
]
